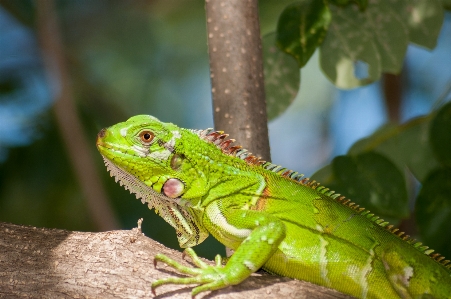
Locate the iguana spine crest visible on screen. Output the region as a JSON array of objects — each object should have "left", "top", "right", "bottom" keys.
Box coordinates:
[{"left": 197, "top": 128, "right": 451, "bottom": 269}]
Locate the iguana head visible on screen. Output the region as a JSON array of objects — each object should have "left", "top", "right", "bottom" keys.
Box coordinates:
[{"left": 96, "top": 115, "right": 209, "bottom": 247}]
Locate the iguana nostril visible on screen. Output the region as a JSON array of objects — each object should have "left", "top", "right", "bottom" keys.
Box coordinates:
[
  {"left": 96, "top": 128, "right": 108, "bottom": 149},
  {"left": 98, "top": 128, "right": 107, "bottom": 138}
]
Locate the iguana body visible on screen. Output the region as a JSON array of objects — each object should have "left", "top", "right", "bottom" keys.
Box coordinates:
[{"left": 96, "top": 115, "right": 451, "bottom": 298}]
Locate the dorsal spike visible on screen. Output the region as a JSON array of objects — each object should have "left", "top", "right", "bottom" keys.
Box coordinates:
[
  {"left": 220, "top": 139, "right": 235, "bottom": 150},
  {"left": 226, "top": 145, "right": 242, "bottom": 155},
  {"left": 214, "top": 134, "right": 229, "bottom": 145},
  {"left": 256, "top": 160, "right": 266, "bottom": 166},
  {"left": 244, "top": 155, "right": 259, "bottom": 164},
  {"left": 281, "top": 170, "right": 292, "bottom": 177},
  {"left": 306, "top": 180, "right": 317, "bottom": 187},
  {"left": 294, "top": 174, "right": 304, "bottom": 181},
  {"left": 206, "top": 131, "right": 224, "bottom": 141},
  {"left": 195, "top": 126, "right": 451, "bottom": 272},
  {"left": 287, "top": 171, "right": 298, "bottom": 179},
  {"left": 263, "top": 163, "right": 277, "bottom": 170},
  {"left": 276, "top": 168, "right": 288, "bottom": 175},
  {"left": 198, "top": 128, "right": 213, "bottom": 138},
  {"left": 431, "top": 253, "right": 441, "bottom": 259},
  {"left": 375, "top": 219, "right": 384, "bottom": 224},
  {"left": 300, "top": 178, "right": 310, "bottom": 184},
  {"left": 272, "top": 165, "right": 284, "bottom": 173},
  {"left": 252, "top": 156, "right": 262, "bottom": 165}
]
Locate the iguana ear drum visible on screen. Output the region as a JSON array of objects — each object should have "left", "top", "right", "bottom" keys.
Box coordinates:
[
  {"left": 170, "top": 154, "right": 184, "bottom": 170},
  {"left": 162, "top": 178, "right": 185, "bottom": 198}
]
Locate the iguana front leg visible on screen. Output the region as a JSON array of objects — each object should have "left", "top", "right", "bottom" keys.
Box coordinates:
[{"left": 152, "top": 202, "right": 286, "bottom": 296}]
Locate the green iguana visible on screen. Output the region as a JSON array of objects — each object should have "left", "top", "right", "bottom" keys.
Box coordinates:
[{"left": 96, "top": 115, "right": 451, "bottom": 298}]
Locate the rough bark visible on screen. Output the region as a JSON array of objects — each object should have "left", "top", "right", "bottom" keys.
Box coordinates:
[
  {"left": 206, "top": 0, "right": 271, "bottom": 162},
  {"left": 0, "top": 222, "right": 354, "bottom": 299}
]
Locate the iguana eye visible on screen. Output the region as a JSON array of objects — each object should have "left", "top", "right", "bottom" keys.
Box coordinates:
[{"left": 139, "top": 130, "right": 154, "bottom": 144}]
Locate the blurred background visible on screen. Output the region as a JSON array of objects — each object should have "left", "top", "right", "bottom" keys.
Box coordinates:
[{"left": 0, "top": 0, "right": 450, "bottom": 259}]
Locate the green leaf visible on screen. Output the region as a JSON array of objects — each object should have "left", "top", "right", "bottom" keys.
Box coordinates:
[
  {"left": 0, "top": 78, "right": 18, "bottom": 96},
  {"left": 354, "top": 0, "right": 368, "bottom": 10},
  {"left": 311, "top": 163, "right": 335, "bottom": 185},
  {"left": 319, "top": 0, "right": 444, "bottom": 88},
  {"left": 262, "top": 33, "right": 301, "bottom": 120},
  {"left": 416, "top": 168, "right": 451, "bottom": 258},
  {"left": 349, "top": 116, "right": 440, "bottom": 182},
  {"left": 430, "top": 102, "right": 451, "bottom": 167},
  {"left": 319, "top": 12, "right": 381, "bottom": 88},
  {"left": 320, "top": 1, "right": 409, "bottom": 88},
  {"left": 276, "top": 0, "right": 331, "bottom": 67},
  {"left": 330, "top": 151, "right": 409, "bottom": 218},
  {"left": 328, "top": 0, "right": 368, "bottom": 10},
  {"left": 328, "top": 0, "right": 352, "bottom": 6},
  {"left": 403, "top": 0, "right": 444, "bottom": 49},
  {"left": 442, "top": 0, "right": 451, "bottom": 10}
]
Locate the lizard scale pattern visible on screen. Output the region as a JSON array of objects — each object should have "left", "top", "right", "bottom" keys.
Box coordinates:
[{"left": 97, "top": 115, "right": 451, "bottom": 298}]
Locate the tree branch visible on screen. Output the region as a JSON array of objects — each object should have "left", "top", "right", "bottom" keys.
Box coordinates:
[
  {"left": 0, "top": 222, "right": 354, "bottom": 298},
  {"left": 35, "top": 0, "right": 119, "bottom": 231},
  {"left": 206, "top": 0, "right": 271, "bottom": 161}
]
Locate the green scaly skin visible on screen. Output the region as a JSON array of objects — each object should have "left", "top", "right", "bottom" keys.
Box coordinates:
[{"left": 96, "top": 115, "right": 451, "bottom": 298}]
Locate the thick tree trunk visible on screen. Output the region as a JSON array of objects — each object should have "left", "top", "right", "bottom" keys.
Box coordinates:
[
  {"left": 0, "top": 222, "right": 354, "bottom": 298},
  {"left": 206, "top": 0, "right": 271, "bottom": 162}
]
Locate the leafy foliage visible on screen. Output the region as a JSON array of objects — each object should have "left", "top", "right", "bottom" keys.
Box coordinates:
[
  {"left": 276, "top": 0, "right": 331, "bottom": 68},
  {"left": 262, "top": 0, "right": 445, "bottom": 120},
  {"left": 262, "top": 33, "right": 300, "bottom": 120},
  {"left": 444, "top": 0, "right": 451, "bottom": 10},
  {"left": 430, "top": 102, "right": 451, "bottom": 167},
  {"left": 312, "top": 103, "right": 451, "bottom": 257},
  {"left": 416, "top": 168, "right": 451, "bottom": 256},
  {"left": 329, "top": 0, "right": 368, "bottom": 10},
  {"left": 275, "top": 0, "right": 444, "bottom": 89},
  {"left": 329, "top": 152, "right": 409, "bottom": 218},
  {"left": 348, "top": 118, "right": 439, "bottom": 182}
]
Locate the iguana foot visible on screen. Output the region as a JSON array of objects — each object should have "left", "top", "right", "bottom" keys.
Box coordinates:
[{"left": 152, "top": 248, "right": 234, "bottom": 297}]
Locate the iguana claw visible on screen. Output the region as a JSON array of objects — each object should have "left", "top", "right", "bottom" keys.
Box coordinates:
[{"left": 151, "top": 248, "right": 229, "bottom": 297}]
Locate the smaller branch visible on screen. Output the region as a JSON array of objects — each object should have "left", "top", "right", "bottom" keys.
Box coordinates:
[
  {"left": 0, "top": 222, "right": 354, "bottom": 299},
  {"left": 35, "top": 0, "right": 119, "bottom": 231},
  {"left": 383, "top": 73, "right": 402, "bottom": 123}
]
